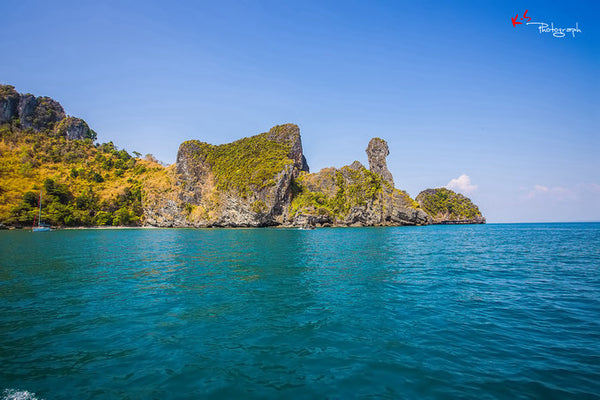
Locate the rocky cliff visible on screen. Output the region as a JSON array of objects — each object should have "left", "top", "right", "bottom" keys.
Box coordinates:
[
  {"left": 366, "top": 138, "right": 394, "bottom": 186},
  {"left": 146, "top": 127, "right": 485, "bottom": 227},
  {"left": 416, "top": 188, "right": 485, "bottom": 224},
  {"left": 288, "top": 142, "right": 429, "bottom": 227},
  {"left": 1, "top": 83, "right": 486, "bottom": 228},
  {"left": 143, "top": 124, "right": 309, "bottom": 227},
  {"left": 0, "top": 84, "right": 96, "bottom": 140},
  {"left": 143, "top": 130, "right": 430, "bottom": 227}
]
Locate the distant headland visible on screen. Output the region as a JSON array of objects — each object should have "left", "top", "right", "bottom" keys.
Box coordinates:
[{"left": 0, "top": 84, "right": 484, "bottom": 229}]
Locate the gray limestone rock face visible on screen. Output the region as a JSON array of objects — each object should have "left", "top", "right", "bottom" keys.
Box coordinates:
[
  {"left": 0, "top": 85, "right": 20, "bottom": 124},
  {"left": 175, "top": 140, "right": 213, "bottom": 204},
  {"left": 2, "top": 85, "right": 93, "bottom": 138},
  {"left": 149, "top": 124, "right": 312, "bottom": 227},
  {"left": 292, "top": 213, "right": 333, "bottom": 228},
  {"left": 366, "top": 137, "right": 394, "bottom": 186},
  {"left": 267, "top": 123, "right": 309, "bottom": 173},
  {"left": 290, "top": 159, "right": 429, "bottom": 227},
  {"left": 17, "top": 94, "right": 36, "bottom": 128},
  {"left": 54, "top": 117, "right": 96, "bottom": 140},
  {"left": 18, "top": 94, "right": 65, "bottom": 132}
]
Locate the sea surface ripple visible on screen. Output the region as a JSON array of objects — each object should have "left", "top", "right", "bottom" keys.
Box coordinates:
[{"left": 1, "top": 223, "right": 599, "bottom": 399}]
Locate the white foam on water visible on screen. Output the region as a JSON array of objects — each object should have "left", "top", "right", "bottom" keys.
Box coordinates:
[{"left": 1, "top": 389, "right": 43, "bottom": 400}]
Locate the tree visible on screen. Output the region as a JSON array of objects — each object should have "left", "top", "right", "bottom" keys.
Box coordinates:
[
  {"left": 22, "top": 191, "right": 39, "bottom": 208},
  {"left": 94, "top": 211, "right": 112, "bottom": 225}
]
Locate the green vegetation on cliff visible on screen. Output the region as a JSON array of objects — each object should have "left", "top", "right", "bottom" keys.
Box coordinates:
[
  {"left": 416, "top": 188, "right": 483, "bottom": 222},
  {"left": 181, "top": 130, "right": 294, "bottom": 197},
  {"left": 0, "top": 85, "right": 18, "bottom": 97},
  {"left": 290, "top": 163, "right": 383, "bottom": 218}
]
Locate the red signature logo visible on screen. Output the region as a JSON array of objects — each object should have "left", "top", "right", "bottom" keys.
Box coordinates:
[{"left": 512, "top": 10, "right": 531, "bottom": 27}]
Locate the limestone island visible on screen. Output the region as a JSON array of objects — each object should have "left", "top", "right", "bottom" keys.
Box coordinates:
[{"left": 0, "top": 84, "right": 485, "bottom": 229}]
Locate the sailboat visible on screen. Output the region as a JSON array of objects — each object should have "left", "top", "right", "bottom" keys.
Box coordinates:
[{"left": 32, "top": 190, "right": 51, "bottom": 232}]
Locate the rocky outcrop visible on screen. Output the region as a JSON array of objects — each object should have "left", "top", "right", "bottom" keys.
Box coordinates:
[
  {"left": 0, "top": 85, "right": 20, "bottom": 124},
  {"left": 18, "top": 94, "right": 65, "bottom": 132},
  {"left": 144, "top": 124, "right": 309, "bottom": 227},
  {"left": 144, "top": 127, "right": 488, "bottom": 228},
  {"left": 266, "top": 123, "right": 309, "bottom": 172},
  {"left": 416, "top": 188, "right": 485, "bottom": 224},
  {"left": 0, "top": 84, "right": 88, "bottom": 137},
  {"left": 366, "top": 138, "right": 394, "bottom": 186},
  {"left": 175, "top": 140, "right": 213, "bottom": 205},
  {"left": 54, "top": 117, "right": 96, "bottom": 140},
  {"left": 143, "top": 197, "right": 190, "bottom": 228},
  {"left": 290, "top": 157, "right": 429, "bottom": 227},
  {"left": 0, "top": 83, "right": 487, "bottom": 228},
  {"left": 1, "top": 89, "right": 310, "bottom": 228}
]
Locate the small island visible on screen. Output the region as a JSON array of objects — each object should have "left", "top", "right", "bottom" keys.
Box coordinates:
[{"left": 0, "top": 84, "right": 485, "bottom": 228}]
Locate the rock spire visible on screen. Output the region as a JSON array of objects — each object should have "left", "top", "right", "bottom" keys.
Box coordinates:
[{"left": 366, "top": 137, "right": 394, "bottom": 186}]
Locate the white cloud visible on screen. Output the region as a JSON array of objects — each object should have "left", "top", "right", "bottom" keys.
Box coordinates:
[
  {"left": 446, "top": 174, "right": 478, "bottom": 194},
  {"left": 512, "top": 183, "right": 600, "bottom": 222},
  {"left": 525, "top": 185, "right": 576, "bottom": 201}
]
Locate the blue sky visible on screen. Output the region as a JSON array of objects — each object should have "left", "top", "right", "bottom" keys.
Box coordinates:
[{"left": 1, "top": 0, "right": 598, "bottom": 222}]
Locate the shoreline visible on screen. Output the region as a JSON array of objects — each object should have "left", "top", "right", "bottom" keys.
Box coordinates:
[{"left": 3, "top": 221, "right": 599, "bottom": 231}]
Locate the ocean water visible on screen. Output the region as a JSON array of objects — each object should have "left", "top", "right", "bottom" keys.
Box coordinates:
[{"left": 1, "top": 224, "right": 599, "bottom": 399}]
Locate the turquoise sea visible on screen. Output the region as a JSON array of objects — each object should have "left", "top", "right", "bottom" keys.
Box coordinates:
[{"left": 1, "top": 224, "right": 599, "bottom": 399}]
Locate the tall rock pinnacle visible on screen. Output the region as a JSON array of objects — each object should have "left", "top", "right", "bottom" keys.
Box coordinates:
[{"left": 366, "top": 137, "right": 394, "bottom": 187}]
